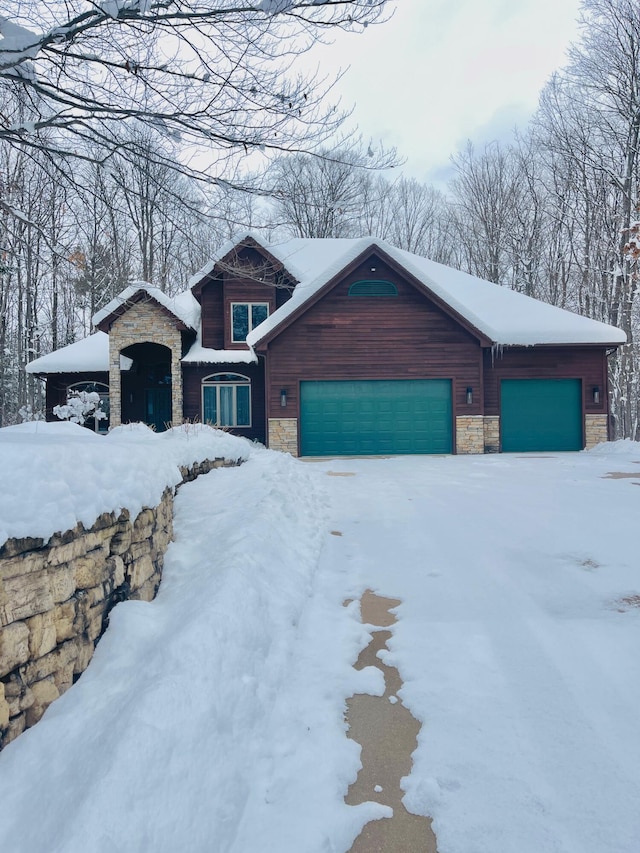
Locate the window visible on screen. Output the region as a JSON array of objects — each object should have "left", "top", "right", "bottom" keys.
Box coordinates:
[
  {"left": 67, "top": 381, "right": 110, "bottom": 433},
  {"left": 231, "top": 302, "right": 269, "bottom": 342},
  {"left": 202, "top": 373, "right": 251, "bottom": 427},
  {"left": 348, "top": 280, "right": 398, "bottom": 297}
]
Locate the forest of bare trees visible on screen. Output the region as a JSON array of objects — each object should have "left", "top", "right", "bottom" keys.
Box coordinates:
[{"left": 1, "top": 0, "right": 638, "bottom": 437}]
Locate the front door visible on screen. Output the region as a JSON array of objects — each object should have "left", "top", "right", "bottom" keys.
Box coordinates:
[{"left": 145, "top": 388, "right": 172, "bottom": 432}]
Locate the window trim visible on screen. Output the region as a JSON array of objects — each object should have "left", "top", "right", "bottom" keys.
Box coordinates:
[
  {"left": 201, "top": 373, "right": 252, "bottom": 428},
  {"left": 230, "top": 302, "right": 269, "bottom": 343}
]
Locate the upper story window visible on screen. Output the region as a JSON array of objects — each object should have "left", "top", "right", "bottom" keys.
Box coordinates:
[{"left": 231, "top": 302, "right": 269, "bottom": 342}]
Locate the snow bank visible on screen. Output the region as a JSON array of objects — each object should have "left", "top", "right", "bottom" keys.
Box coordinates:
[
  {"left": 0, "top": 449, "right": 384, "bottom": 852},
  {"left": 0, "top": 422, "right": 249, "bottom": 547}
]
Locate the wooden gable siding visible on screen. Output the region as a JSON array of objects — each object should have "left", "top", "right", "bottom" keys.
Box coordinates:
[
  {"left": 199, "top": 277, "right": 224, "bottom": 349},
  {"left": 182, "top": 361, "right": 266, "bottom": 444},
  {"left": 44, "top": 372, "right": 109, "bottom": 421},
  {"left": 264, "top": 256, "right": 483, "bottom": 420},
  {"left": 483, "top": 347, "right": 610, "bottom": 416},
  {"left": 198, "top": 247, "right": 293, "bottom": 350}
]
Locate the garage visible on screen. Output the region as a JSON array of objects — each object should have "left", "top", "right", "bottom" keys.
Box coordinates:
[
  {"left": 300, "top": 379, "right": 452, "bottom": 456},
  {"left": 500, "top": 379, "right": 583, "bottom": 452}
]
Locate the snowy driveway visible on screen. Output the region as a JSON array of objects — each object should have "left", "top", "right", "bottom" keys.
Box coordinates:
[{"left": 1, "top": 444, "right": 639, "bottom": 853}]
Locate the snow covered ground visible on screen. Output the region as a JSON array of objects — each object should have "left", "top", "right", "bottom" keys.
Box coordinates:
[{"left": 1, "top": 435, "right": 639, "bottom": 853}]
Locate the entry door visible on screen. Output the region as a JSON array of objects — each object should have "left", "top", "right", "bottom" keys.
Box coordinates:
[{"left": 145, "top": 388, "right": 172, "bottom": 432}]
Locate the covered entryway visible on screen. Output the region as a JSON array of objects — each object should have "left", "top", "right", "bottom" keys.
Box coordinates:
[
  {"left": 500, "top": 379, "right": 583, "bottom": 452},
  {"left": 121, "top": 342, "right": 173, "bottom": 432},
  {"left": 300, "top": 379, "right": 452, "bottom": 456}
]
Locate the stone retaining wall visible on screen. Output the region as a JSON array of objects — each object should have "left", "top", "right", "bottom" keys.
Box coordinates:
[{"left": 0, "top": 457, "right": 238, "bottom": 750}]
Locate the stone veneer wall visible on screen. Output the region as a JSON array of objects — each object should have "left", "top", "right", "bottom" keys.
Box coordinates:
[
  {"left": 584, "top": 414, "right": 609, "bottom": 449},
  {"left": 268, "top": 418, "right": 299, "bottom": 456},
  {"left": 108, "top": 300, "right": 184, "bottom": 429},
  {"left": 455, "top": 415, "right": 485, "bottom": 454},
  {"left": 0, "top": 457, "right": 238, "bottom": 750},
  {"left": 483, "top": 416, "right": 500, "bottom": 453}
]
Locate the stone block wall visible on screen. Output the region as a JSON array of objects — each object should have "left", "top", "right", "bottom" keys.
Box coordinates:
[
  {"left": 268, "top": 418, "right": 299, "bottom": 456},
  {"left": 455, "top": 415, "right": 485, "bottom": 454},
  {"left": 483, "top": 416, "right": 500, "bottom": 453},
  {"left": 585, "top": 414, "right": 609, "bottom": 449},
  {"left": 0, "top": 457, "right": 239, "bottom": 750}
]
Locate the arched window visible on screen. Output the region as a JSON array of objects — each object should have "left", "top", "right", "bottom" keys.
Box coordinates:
[
  {"left": 348, "top": 280, "right": 398, "bottom": 297},
  {"left": 202, "top": 373, "right": 251, "bottom": 427},
  {"left": 67, "top": 381, "right": 110, "bottom": 434}
]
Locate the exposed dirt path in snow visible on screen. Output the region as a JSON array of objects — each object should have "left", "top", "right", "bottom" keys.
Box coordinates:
[{"left": 345, "top": 590, "right": 438, "bottom": 853}]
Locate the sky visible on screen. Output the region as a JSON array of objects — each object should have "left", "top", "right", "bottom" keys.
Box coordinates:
[{"left": 307, "top": 0, "right": 583, "bottom": 184}]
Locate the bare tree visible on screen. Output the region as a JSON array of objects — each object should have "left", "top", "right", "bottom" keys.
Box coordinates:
[
  {"left": 0, "top": 1, "right": 389, "bottom": 189},
  {"left": 533, "top": 0, "right": 640, "bottom": 438},
  {"left": 267, "top": 148, "right": 382, "bottom": 238},
  {"left": 449, "top": 141, "right": 525, "bottom": 286}
]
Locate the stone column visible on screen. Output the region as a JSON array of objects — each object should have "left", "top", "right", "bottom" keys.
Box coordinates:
[
  {"left": 268, "top": 418, "right": 299, "bottom": 455},
  {"left": 483, "top": 416, "right": 500, "bottom": 453},
  {"left": 585, "top": 414, "right": 608, "bottom": 449},
  {"left": 109, "top": 339, "right": 122, "bottom": 429},
  {"left": 455, "top": 415, "right": 485, "bottom": 454}
]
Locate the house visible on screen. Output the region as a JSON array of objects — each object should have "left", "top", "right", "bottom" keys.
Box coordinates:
[{"left": 26, "top": 234, "right": 626, "bottom": 455}]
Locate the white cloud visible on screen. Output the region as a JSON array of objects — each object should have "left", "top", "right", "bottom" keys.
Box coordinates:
[{"left": 306, "top": 0, "right": 581, "bottom": 180}]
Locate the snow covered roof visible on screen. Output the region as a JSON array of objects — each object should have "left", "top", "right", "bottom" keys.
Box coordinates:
[
  {"left": 187, "top": 232, "right": 288, "bottom": 289},
  {"left": 93, "top": 282, "right": 199, "bottom": 331},
  {"left": 182, "top": 342, "right": 257, "bottom": 365},
  {"left": 239, "top": 236, "right": 627, "bottom": 348},
  {"left": 26, "top": 332, "right": 109, "bottom": 374}
]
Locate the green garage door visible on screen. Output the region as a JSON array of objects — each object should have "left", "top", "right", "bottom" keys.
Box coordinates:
[
  {"left": 501, "top": 379, "right": 583, "bottom": 452},
  {"left": 300, "top": 379, "right": 452, "bottom": 456}
]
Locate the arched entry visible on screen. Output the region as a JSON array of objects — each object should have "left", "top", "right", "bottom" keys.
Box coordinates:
[{"left": 120, "top": 342, "right": 172, "bottom": 431}]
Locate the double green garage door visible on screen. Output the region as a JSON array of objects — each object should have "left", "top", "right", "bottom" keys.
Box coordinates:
[
  {"left": 300, "top": 378, "right": 584, "bottom": 456},
  {"left": 300, "top": 380, "right": 453, "bottom": 456}
]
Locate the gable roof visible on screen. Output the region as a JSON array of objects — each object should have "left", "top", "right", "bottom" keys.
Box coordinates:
[
  {"left": 189, "top": 233, "right": 297, "bottom": 293},
  {"left": 238, "top": 236, "right": 626, "bottom": 348},
  {"left": 93, "top": 282, "right": 199, "bottom": 332}
]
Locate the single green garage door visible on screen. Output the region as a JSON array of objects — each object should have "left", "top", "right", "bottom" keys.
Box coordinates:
[
  {"left": 300, "top": 379, "right": 452, "bottom": 456},
  {"left": 501, "top": 379, "right": 583, "bottom": 452}
]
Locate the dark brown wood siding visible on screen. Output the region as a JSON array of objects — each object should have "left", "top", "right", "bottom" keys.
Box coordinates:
[
  {"left": 199, "top": 278, "right": 224, "bottom": 349},
  {"left": 182, "top": 361, "right": 266, "bottom": 444},
  {"left": 44, "top": 372, "right": 109, "bottom": 421},
  {"left": 483, "top": 346, "right": 610, "bottom": 415},
  {"left": 264, "top": 256, "right": 483, "bottom": 420}
]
